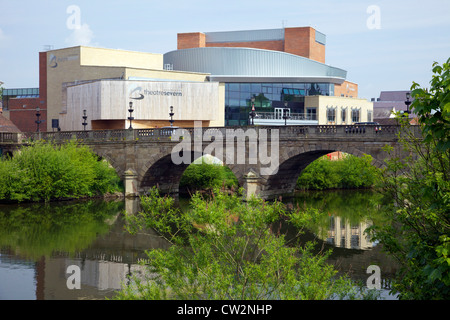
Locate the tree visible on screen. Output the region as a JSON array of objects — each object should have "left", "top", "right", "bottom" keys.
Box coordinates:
[
  {"left": 367, "top": 58, "right": 450, "bottom": 299},
  {"left": 116, "top": 188, "right": 363, "bottom": 300}
]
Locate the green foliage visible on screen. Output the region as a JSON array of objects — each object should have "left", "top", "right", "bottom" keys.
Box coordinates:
[
  {"left": 0, "top": 140, "right": 122, "bottom": 202},
  {"left": 116, "top": 188, "right": 363, "bottom": 300},
  {"left": 297, "top": 154, "right": 380, "bottom": 190},
  {"left": 367, "top": 59, "right": 450, "bottom": 300},
  {"left": 410, "top": 57, "right": 450, "bottom": 152},
  {"left": 179, "top": 162, "right": 238, "bottom": 192}
]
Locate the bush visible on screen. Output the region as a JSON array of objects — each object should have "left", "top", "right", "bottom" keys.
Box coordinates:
[
  {"left": 116, "top": 188, "right": 359, "bottom": 300},
  {"left": 0, "top": 141, "right": 122, "bottom": 202},
  {"left": 296, "top": 154, "right": 379, "bottom": 190},
  {"left": 179, "top": 162, "right": 238, "bottom": 192}
]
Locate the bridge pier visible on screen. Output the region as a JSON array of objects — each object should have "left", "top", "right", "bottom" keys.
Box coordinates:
[
  {"left": 242, "top": 170, "right": 262, "bottom": 200},
  {"left": 123, "top": 169, "right": 139, "bottom": 198}
]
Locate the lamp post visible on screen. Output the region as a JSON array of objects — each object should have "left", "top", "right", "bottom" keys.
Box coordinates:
[
  {"left": 35, "top": 107, "right": 42, "bottom": 132},
  {"left": 128, "top": 101, "right": 134, "bottom": 129},
  {"left": 249, "top": 97, "right": 256, "bottom": 125},
  {"left": 82, "top": 109, "right": 88, "bottom": 130},
  {"left": 169, "top": 106, "right": 174, "bottom": 127},
  {"left": 404, "top": 92, "right": 411, "bottom": 117},
  {"left": 283, "top": 101, "right": 290, "bottom": 126}
]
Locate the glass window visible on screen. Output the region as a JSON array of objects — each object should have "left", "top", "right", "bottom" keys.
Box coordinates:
[
  {"left": 341, "top": 108, "right": 347, "bottom": 123},
  {"left": 240, "top": 83, "right": 251, "bottom": 92},
  {"left": 307, "top": 107, "right": 317, "bottom": 120},
  {"left": 228, "top": 83, "right": 239, "bottom": 91},
  {"left": 229, "top": 91, "right": 240, "bottom": 99},
  {"left": 239, "top": 99, "right": 249, "bottom": 107},
  {"left": 327, "top": 107, "right": 336, "bottom": 122},
  {"left": 292, "top": 83, "right": 305, "bottom": 90},
  {"left": 240, "top": 91, "right": 251, "bottom": 100},
  {"left": 229, "top": 99, "right": 240, "bottom": 107},
  {"left": 351, "top": 109, "right": 360, "bottom": 123},
  {"left": 250, "top": 83, "right": 261, "bottom": 92}
]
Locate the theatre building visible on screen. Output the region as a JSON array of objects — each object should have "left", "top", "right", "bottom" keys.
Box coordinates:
[
  {"left": 3, "top": 26, "right": 372, "bottom": 131},
  {"left": 165, "top": 26, "right": 372, "bottom": 126}
]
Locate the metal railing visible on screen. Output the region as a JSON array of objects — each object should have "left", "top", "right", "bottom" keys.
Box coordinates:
[{"left": 255, "top": 112, "right": 317, "bottom": 121}]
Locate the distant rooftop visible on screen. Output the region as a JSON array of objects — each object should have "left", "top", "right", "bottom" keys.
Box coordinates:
[
  {"left": 204, "top": 27, "right": 326, "bottom": 45},
  {"left": 0, "top": 114, "right": 21, "bottom": 133},
  {"left": 378, "top": 90, "right": 411, "bottom": 102},
  {"left": 3, "top": 88, "right": 39, "bottom": 98}
]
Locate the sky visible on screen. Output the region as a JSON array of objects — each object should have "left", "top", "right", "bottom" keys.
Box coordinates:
[{"left": 0, "top": 0, "right": 449, "bottom": 100}]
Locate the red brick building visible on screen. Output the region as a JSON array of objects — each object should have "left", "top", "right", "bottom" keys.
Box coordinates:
[
  {"left": 1, "top": 53, "right": 47, "bottom": 133},
  {"left": 178, "top": 27, "right": 326, "bottom": 63}
]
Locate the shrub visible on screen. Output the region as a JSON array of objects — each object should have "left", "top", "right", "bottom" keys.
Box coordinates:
[
  {"left": 297, "top": 154, "right": 380, "bottom": 190},
  {"left": 116, "top": 188, "right": 358, "bottom": 300},
  {"left": 0, "top": 141, "right": 121, "bottom": 202},
  {"left": 180, "top": 162, "right": 238, "bottom": 192}
]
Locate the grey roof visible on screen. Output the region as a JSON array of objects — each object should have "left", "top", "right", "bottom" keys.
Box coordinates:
[
  {"left": 205, "top": 29, "right": 285, "bottom": 43},
  {"left": 163, "top": 47, "right": 346, "bottom": 84},
  {"left": 203, "top": 28, "right": 326, "bottom": 45},
  {"left": 379, "top": 90, "right": 411, "bottom": 102}
]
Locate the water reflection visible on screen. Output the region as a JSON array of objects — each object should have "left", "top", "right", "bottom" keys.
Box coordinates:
[
  {"left": 287, "top": 190, "right": 398, "bottom": 287},
  {"left": 0, "top": 190, "right": 398, "bottom": 300},
  {"left": 0, "top": 198, "right": 169, "bottom": 300}
]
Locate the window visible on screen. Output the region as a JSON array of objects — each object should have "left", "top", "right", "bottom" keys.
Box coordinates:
[
  {"left": 327, "top": 107, "right": 336, "bottom": 123},
  {"left": 351, "top": 109, "right": 360, "bottom": 123},
  {"left": 341, "top": 108, "right": 347, "bottom": 123},
  {"left": 307, "top": 107, "right": 317, "bottom": 120},
  {"left": 367, "top": 110, "right": 373, "bottom": 122}
]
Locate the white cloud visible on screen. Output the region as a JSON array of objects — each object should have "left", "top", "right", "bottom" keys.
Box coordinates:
[
  {"left": 65, "top": 23, "right": 96, "bottom": 46},
  {"left": 0, "top": 28, "right": 9, "bottom": 48}
]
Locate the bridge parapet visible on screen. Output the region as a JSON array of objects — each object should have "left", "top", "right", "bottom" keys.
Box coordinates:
[
  {"left": 17, "top": 124, "right": 420, "bottom": 144},
  {"left": 0, "top": 132, "right": 24, "bottom": 143}
]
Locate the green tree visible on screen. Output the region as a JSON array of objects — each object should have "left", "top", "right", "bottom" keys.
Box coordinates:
[
  {"left": 367, "top": 58, "right": 450, "bottom": 299},
  {"left": 296, "top": 154, "right": 379, "bottom": 190},
  {"left": 116, "top": 188, "right": 362, "bottom": 300},
  {"left": 180, "top": 161, "right": 238, "bottom": 193},
  {"left": 0, "top": 140, "right": 122, "bottom": 202}
]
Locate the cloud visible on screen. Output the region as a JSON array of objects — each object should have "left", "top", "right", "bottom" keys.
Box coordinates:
[
  {"left": 65, "top": 23, "right": 96, "bottom": 46},
  {"left": 0, "top": 28, "right": 9, "bottom": 48}
]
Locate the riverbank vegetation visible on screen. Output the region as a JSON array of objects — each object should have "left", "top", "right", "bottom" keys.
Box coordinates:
[
  {"left": 367, "top": 58, "right": 450, "bottom": 299},
  {"left": 0, "top": 141, "right": 122, "bottom": 203},
  {"left": 296, "top": 154, "right": 380, "bottom": 190},
  {"left": 116, "top": 187, "right": 379, "bottom": 300},
  {"left": 179, "top": 157, "right": 238, "bottom": 194}
]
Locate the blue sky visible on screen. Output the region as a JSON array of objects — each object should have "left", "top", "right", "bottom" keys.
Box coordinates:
[{"left": 1, "top": 0, "right": 449, "bottom": 100}]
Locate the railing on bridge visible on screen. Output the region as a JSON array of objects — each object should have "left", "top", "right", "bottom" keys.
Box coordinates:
[
  {"left": 6, "top": 124, "right": 420, "bottom": 144},
  {"left": 0, "top": 132, "right": 22, "bottom": 143}
]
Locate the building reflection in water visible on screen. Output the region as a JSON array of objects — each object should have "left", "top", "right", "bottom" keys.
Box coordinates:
[
  {"left": 324, "top": 216, "right": 373, "bottom": 250},
  {"left": 34, "top": 197, "right": 169, "bottom": 300}
]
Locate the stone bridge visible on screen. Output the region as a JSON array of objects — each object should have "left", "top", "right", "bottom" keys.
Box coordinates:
[{"left": 1, "top": 125, "right": 419, "bottom": 199}]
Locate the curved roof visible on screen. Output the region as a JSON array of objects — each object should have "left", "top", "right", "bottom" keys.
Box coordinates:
[{"left": 163, "top": 47, "right": 347, "bottom": 84}]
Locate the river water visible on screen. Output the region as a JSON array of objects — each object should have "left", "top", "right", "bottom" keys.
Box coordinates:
[{"left": 0, "top": 190, "right": 398, "bottom": 300}]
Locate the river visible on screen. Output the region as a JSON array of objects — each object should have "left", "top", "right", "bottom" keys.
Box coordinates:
[{"left": 0, "top": 190, "right": 398, "bottom": 300}]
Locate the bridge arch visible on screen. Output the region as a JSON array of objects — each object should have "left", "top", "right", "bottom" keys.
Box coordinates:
[
  {"left": 139, "top": 151, "right": 244, "bottom": 195},
  {"left": 259, "top": 143, "right": 388, "bottom": 199},
  {"left": 88, "top": 148, "right": 125, "bottom": 184}
]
